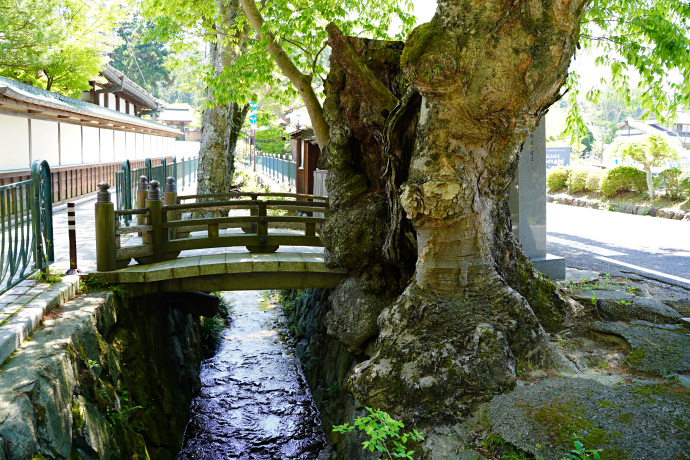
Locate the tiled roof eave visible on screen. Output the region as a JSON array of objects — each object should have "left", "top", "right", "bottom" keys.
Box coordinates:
[
  {"left": 0, "top": 87, "right": 180, "bottom": 137},
  {"left": 101, "top": 64, "right": 159, "bottom": 110}
]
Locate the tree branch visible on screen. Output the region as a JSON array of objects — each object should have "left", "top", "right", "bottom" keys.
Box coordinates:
[
  {"left": 311, "top": 40, "right": 328, "bottom": 76},
  {"left": 280, "top": 36, "right": 312, "bottom": 60},
  {"left": 238, "top": 0, "right": 329, "bottom": 148}
]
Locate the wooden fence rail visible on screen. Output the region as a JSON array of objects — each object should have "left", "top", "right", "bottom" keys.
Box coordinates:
[{"left": 0, "top": 156, "right": 173, "bottom": 205}]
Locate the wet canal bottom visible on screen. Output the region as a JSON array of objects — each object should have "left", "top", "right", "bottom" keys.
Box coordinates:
[{"left": 177, "top": 291, "right": 330, "bottom": 459}]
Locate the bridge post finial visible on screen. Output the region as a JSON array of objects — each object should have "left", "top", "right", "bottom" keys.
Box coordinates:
[
  {"left": 165, "top": 176, "right": 176, "bottom": 193},
  {"left": 148, "top": 180, "right": 161, "bottom": 200},
  {"left": 95, "top": 182, "right": 116, "bottom": 271},
  {"left": 137, "top": 176, "right": 148, "bottom": 191},
  {"left": 97, "top": 182, "right": 111, "bottom": 203}
]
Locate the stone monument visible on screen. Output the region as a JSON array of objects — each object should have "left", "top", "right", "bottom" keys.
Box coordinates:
[{"left": 509, "top": 120, "right": 566, "bottom": 280}]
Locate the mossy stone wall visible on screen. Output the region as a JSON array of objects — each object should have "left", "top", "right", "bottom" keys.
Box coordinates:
[{"left": 0, "top": 292, "right": 202, "bottom": 460}]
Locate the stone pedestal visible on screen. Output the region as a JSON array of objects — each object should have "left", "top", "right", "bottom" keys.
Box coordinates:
[{"left": 509, "top": 120, "right": 565, "bottom": 280}]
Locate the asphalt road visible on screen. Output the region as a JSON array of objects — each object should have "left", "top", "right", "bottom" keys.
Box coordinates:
[{"left": 546, "top": 203, "right": 690, "bottom": 290}]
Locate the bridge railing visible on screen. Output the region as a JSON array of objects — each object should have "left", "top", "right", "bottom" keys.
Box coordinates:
[
  {"left": 95, "top": 178, "right": 328, "bottom": 272},
  {"left": 115, "top": 156, "right": 198, "bottom": 227},
  {"left": 0, "top": 160, "right": 53, "bottom": 295}
]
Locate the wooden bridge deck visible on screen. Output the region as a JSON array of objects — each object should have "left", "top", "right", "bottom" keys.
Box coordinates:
[{"left": 86, "top": 249, "right": 345, "bottom": 294}]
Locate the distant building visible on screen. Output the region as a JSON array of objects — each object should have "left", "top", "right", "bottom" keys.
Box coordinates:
[
  {"left": 617, "top": 113, "right": 690, "bottom": 148},
  {"left": 0, "top": 74, "right": 180, "bottom": 171},
  {"left": 158, "top": 106, "right": 195, "bottom": 140},
  {"left": 289, "top": 128, "right": 321, "bottom": 195},
  {"left": 81, "top": 63, "right": 162, "bottom": 119}
]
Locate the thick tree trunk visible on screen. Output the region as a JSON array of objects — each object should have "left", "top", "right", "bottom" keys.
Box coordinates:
[
  {"left": 349, "top": 0, "right": 587, "bottom": 422},
  {"left": 196, "top": 0, "right": 249, "bottom": 195}
]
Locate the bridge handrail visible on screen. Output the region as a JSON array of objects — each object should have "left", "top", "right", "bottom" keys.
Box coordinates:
[
  {"left": 177, "top": 192, "right": 328, "bottom": 202},
  {"left": 115, "top": 208, "right": 150, "bottom": 217},
  {"left": 95, "top": 179, "right": 330, "bottom": 272},
  {"left": 164, "top": 199, "right": 328, "bottom": 213},
  {"left": 162, "top": 215, "right": 325, "bottom": 229}
]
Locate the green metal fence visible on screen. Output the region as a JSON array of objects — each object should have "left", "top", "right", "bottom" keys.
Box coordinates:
[
  {"left": 0, "top": 160, "right": 54, "bottom": 295},
  {"left": 115, "top": 156, "right": 198, "bottom": 227},
  {"left": 257, "top": 154, "right": 296, "bottom": 188}
]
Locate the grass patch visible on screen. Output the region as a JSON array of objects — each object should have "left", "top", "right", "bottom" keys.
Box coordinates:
[{"left": 36, "top": 268, "right": 62, "bottom": 284}]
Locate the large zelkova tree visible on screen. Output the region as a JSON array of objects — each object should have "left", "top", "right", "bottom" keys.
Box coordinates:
[
  {"left": 616, "top": 134, "right": 679, "bottom": 198},
  {"left": 344, "top": 0, "right": 587, "bottom": 420},
  {"left": 237, "top": 0, "right": 690, "bottom": 424},
  {"left": 0, "top": 0, "right": 124, "bottom": 96}
]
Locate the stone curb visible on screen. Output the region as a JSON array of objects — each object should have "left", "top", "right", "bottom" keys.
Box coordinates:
[
  {"left": 0, "top": 275, "right": 80, "bottom": 365},
  {"left": 546, "top": 195, "right": 690, "bottom": 221}
]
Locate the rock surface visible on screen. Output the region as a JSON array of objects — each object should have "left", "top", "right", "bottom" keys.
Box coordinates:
[
  {"left": 0, "top": 292, "right": 202, "bottom": 459},
  {"left": 591, "top": 321, "right": 690, "bottom": 375},
  {"left": 489, "top": 377, "right": 690, "bottom": 460},
  {"left": 598, "top": 296, "right": 681, "bottom": 323}
]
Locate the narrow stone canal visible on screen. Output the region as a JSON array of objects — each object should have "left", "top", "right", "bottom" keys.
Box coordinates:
[{"left": 177, "top": 291, "right": 329, "bottom": 459}]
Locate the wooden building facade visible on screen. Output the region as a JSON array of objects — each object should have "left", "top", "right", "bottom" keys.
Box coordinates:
[{"left": 290, "top": 128, "right": 321, "bottom": 195}]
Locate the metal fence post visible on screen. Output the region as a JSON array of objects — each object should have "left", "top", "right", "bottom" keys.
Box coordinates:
[
  {"left": 95, "top": 182, "right": 116, "bottom": 272},
  {"left": 30, "top": 160, "right": 53, "bottom": 275},
  {"left": 145, "top": 158, "right": 152, "bottom": 184},
  {"left": 120, "top": 160, "right": 131, "bottom": 226}
]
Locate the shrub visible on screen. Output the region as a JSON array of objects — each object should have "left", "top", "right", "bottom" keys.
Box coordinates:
[
  {"left": 333, "top": 407, "right": 424, "bottom": 459},
  {"left": 655, "top": 168, "right": 683, "bottom": 199},
  {"left": 599, "top": 166, "right": 646, "bottom": 197},
  {"left": 585, "top": 169, "right": 604, "bottom": 192},
  {"left": 546, "top": 166, "right": 571, "bottom": 192},
  {"left": 567, "top": 167, "right": 589, "bottom": 193},
  {"left": 679, "top": 169, "right": 690, "bottom": 195}
]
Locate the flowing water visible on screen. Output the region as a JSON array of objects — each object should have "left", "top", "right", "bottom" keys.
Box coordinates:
[{"left": 177, "top": 291, "right": 329, "bottom": 459}]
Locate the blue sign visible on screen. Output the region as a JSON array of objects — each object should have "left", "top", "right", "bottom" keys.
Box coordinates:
[
  {"left": 249, "top": 102, "right": 258, "bottom": 111},
  {"left": 546, "top": 147, "right": 571, "bottom": 167},
  {"left": 248, "top": 114, "right": 258, "bottom": 124}
]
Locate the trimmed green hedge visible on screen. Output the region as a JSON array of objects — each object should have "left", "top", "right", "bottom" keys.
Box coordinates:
[
  {"left": 600, "top": 166, "right": 647, "bottom": 197},
  {"left": 585, "top": 169, "right": 604, "bottom": 192},
  {"left": 656, "top": 168, "right": 683, "bottom": 199},
  {"left": 546, "top": 166, "right": 571, "bottom": 192},
  {"left": 567, "top": 167, "right": 589, "bottom": 193}
]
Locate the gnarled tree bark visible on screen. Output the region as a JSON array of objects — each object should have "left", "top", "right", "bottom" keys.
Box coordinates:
[{"left": 345, "top": 0, "right": 588, "bottom": 422}]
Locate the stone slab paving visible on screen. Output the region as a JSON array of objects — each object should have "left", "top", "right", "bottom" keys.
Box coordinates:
[{"left": 0, "top": 275, "right": 79, "bottom": 365}]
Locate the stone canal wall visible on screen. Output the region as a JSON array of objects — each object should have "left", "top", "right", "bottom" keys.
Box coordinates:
[
  {"left": 281, "top": 288, "right": 382, "bottom": 459},
  {"left": 0, "top": 291, "right": 202, "bottom": 459}
]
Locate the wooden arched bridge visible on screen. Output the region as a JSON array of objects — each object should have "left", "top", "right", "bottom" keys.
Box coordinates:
[{"left": 87, "top": 178, "right": 345, "bottom": 294}]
